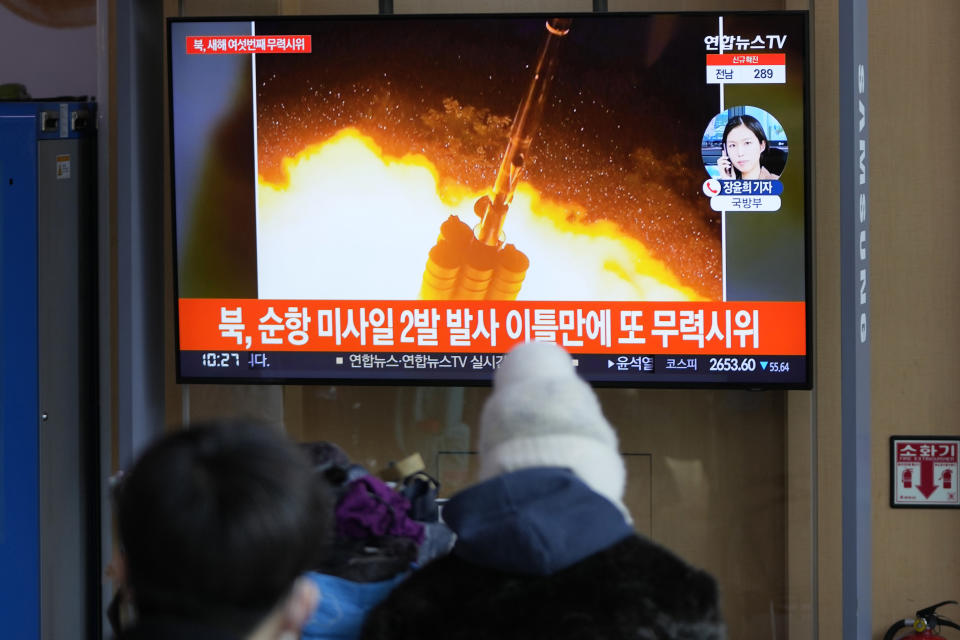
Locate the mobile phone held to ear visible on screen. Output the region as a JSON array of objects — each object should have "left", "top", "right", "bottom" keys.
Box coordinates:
[{"left": 719, "top": 151, "right": 734, "bottom": 179}]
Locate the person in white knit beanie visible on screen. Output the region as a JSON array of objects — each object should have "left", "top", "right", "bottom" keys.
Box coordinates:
[
  {"left": 360, "top": 341, "right": 725, "bottom": 640},
  {"left": 477, "top": 340, "right": 630, "bottom": 519}
]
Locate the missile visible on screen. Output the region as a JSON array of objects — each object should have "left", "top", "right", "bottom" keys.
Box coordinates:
[
  {"left": 420, "top": 18, "right": 571, "bottom": 301},
  {"left": 475, "top": 17, "right": 571, "bottom": 248}
]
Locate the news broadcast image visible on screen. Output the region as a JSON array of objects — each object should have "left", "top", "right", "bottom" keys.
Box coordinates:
[{"left": 168, "top": 13, "right": 809, "bottom": 386}]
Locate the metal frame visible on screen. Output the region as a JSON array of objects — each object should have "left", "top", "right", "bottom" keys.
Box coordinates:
[{"left": 839, "top": 0, "right": 871, "bottom": 637}]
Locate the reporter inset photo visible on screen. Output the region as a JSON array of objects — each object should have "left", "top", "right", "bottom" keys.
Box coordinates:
[{"left": 702, "top": 106, "right": 787, "bottom": 180}]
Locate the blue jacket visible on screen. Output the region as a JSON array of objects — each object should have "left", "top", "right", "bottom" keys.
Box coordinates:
[
  {"left": 442, "top": 466, "right": 634, "bottom": 575},
  {"left": 302, "top": 571, "right": 409, "bottom": 640}
]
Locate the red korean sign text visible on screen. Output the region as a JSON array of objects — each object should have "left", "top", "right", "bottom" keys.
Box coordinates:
[
  {"left": 186, "top": 35, "right": 311, "bottom": 55},
  {"left": 179, "top": 299, "right": 805, "bottom": 355},
  {"left": 891, "top": 437, "right": 960, "bottom": 508}
]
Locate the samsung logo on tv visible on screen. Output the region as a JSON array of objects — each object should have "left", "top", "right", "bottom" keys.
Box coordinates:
[{"left": 857, "top": 63, "right": 868, "bottom": 344}]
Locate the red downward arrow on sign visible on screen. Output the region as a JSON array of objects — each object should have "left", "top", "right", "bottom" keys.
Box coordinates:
[{"left": 917, "top": 459, "right": 938, "bottom": 499}]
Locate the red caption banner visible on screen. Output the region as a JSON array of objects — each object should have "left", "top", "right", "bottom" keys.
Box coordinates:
[
  {"left": 706, "top": 53, "right": 786, "bottom": 65},
  {"left": 179, "top": 299, "right": 805, "bottom": 355},
  {"left": 186, "top": 35, "right": 311, "bottom": 55}
]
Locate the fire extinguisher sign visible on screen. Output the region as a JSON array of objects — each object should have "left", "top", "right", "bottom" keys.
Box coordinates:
[{"left": 891, "top": 436, "right": 960, "bottom": 508}]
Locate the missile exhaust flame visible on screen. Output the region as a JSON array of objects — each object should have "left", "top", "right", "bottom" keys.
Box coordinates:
[{"left": 256, "top": 129, "right": 703, "bottom": 302}]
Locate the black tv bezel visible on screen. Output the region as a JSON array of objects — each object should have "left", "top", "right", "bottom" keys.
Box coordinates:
[{"left": 166, "top": 10, "right": 813, "bottom": 390}]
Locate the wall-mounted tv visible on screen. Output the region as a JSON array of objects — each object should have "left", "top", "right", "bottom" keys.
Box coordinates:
[{"left": 168, "top": 11, "right": 810, "bottom": 387}]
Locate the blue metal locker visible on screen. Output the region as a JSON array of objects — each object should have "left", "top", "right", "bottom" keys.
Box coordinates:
[{"left": 0, "top": 100, "right": 97, "bottom": 639}]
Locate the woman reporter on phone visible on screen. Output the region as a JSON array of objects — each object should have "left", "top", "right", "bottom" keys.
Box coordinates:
[{"left": 717, "top": 114, "right": 780, "bottom": 180}]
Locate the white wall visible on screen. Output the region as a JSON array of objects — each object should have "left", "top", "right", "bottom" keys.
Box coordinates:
[{"left": 0, "top": 5, "right": 96, "bottom": 99}]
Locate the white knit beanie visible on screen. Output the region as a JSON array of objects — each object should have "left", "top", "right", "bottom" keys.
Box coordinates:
[{"left": 479, "top": 341, "right": 629, "bottom": 519}]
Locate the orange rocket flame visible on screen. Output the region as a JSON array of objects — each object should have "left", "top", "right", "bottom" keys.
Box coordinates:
[{"left": 256, "top": 128, "right": 705, "bottom": 302}]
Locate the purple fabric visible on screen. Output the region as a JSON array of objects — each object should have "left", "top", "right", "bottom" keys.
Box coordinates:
[{"left": 336, "top": 476, "right": 425, "bottom": 545}]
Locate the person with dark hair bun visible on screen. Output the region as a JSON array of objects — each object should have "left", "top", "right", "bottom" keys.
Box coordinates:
[
  {"left": 717, "top": 114, "right": 780, "bottom": 180},
  {"left": 298, "top": 443, "right": 433, "bottom": 640},
  {"left": 111, "top": 420, "right": 334, "bottom": 640}
]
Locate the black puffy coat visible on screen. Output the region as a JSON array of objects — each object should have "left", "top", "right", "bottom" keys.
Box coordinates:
[{"left": 361, "top": 468, "right": 724, "bottom": 640}]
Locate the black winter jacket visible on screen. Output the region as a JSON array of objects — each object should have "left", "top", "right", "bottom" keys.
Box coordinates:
[
  {"left": 121, "top": 618, "right": 242, "bottom": 640},
  {"left": 360, "top": 468, "right": 724, "bottom": 640}
]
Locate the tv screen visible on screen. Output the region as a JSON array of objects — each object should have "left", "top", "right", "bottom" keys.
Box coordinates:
[{"left": 168, "top": 11, "right": 810, "bottom": 387}]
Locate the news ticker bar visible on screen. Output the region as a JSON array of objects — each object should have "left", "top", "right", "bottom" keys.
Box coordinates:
[{"left": 180, "top": 351, "right": 807, "bottom": 385}]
